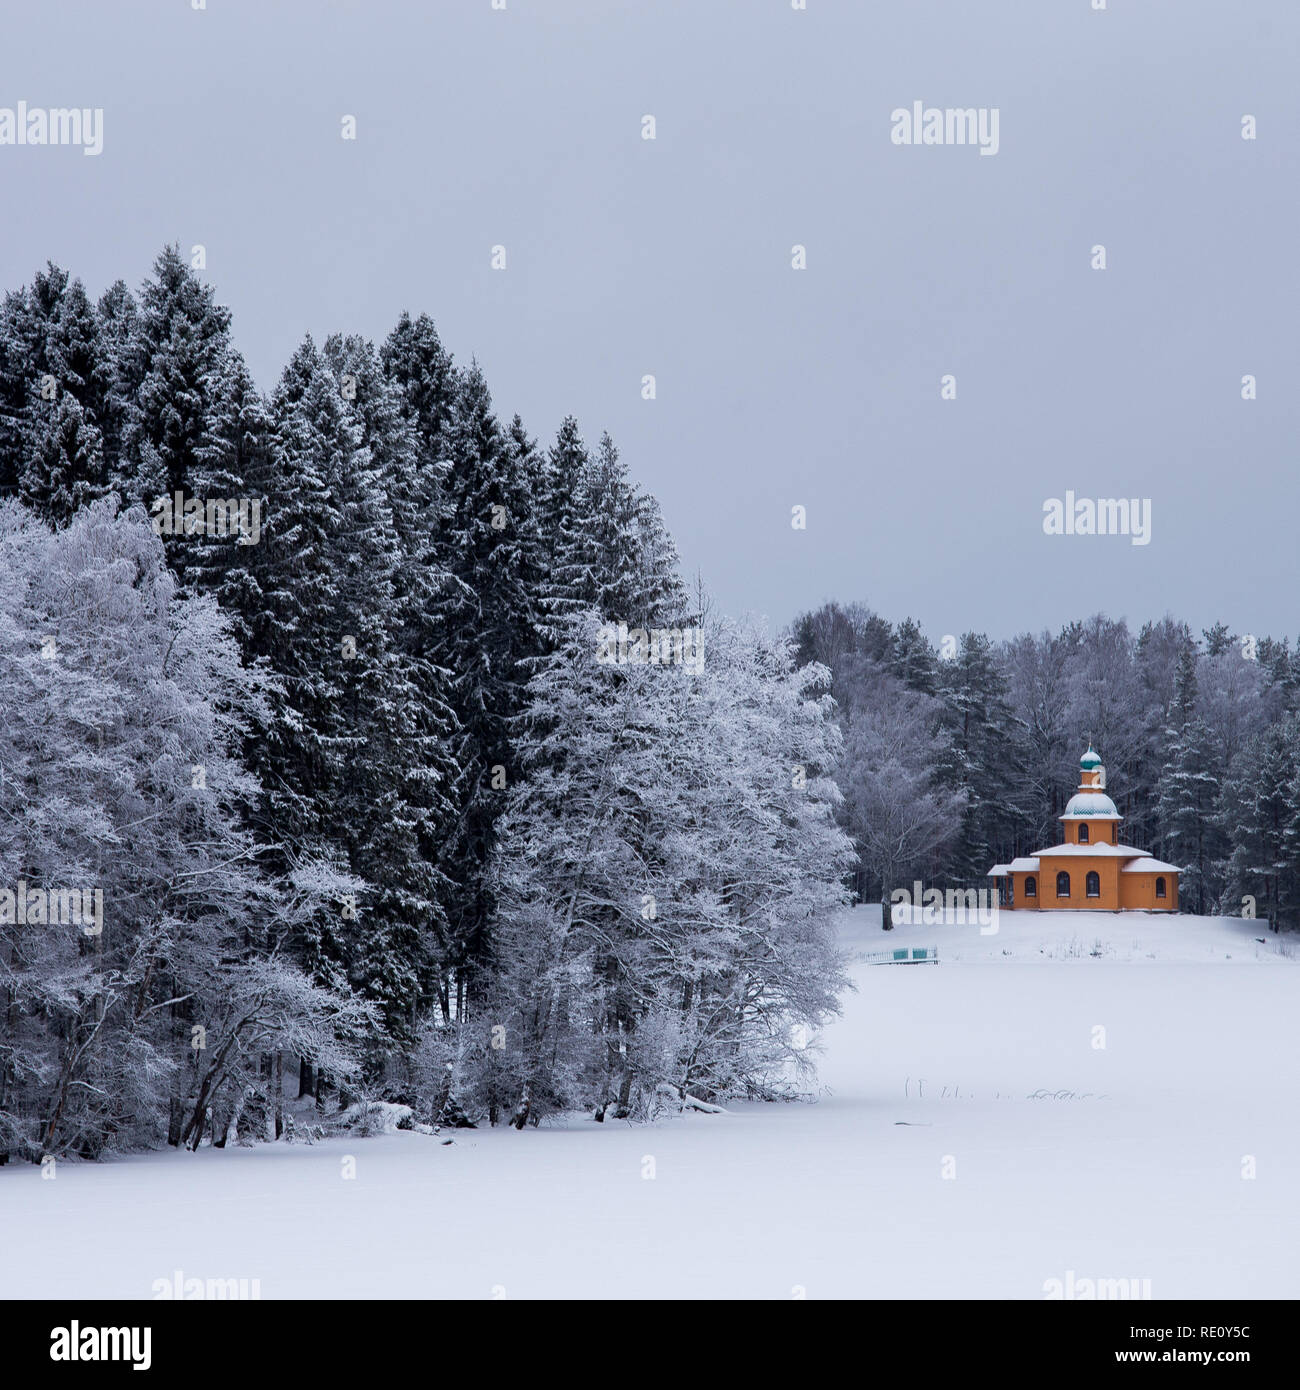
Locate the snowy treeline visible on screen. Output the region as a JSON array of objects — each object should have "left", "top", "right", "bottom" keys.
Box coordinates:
[
  {"left": 0, "top": 249, "right": 853, "bottom": 1157},
  {"left": 793, "top": 602, "right": 1300, "bottom": 928}
]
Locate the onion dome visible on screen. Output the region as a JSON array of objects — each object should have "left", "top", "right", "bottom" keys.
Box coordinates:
[{"left": 1062, "top": 790, "right": 1120, "bottom": 818}]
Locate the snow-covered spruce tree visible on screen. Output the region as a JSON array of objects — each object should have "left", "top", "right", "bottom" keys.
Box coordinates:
[
  {"left": 40, "top": 272, "right": 110, "bottom": 423},
  {"left": 92, "top": 278, "right": 138, "bottom": 488},
  {"left": 169, "top": 351, "right": 273, "bottom": 611},
  {"left": 1157, "top": 647, "right": 1222, "bottom": 913},
  {"left": 1133, "top": 617, "right": 1198, "bottom": 854},
  {"left": 0, "top": 265, "right": 115, "bottom": 515},
  {"left": 538, "top": 420, "right": 687, "bottom": 645},
  {"left": 241, "top": 337, "right": 351, "bottom": 870},
  {"left": 380, "top": 311, "right": 459, "bottom": 464},
  {"left": 1203, "top": 622, "right": 1234, "bottom": 658},
  {"left": 0, "top": 289, "right": 32, "bottom": 493},
  {"left": 890, "top": 616, "right": 939, "bottom": 697},
  {"left": 534, "top": 415, "right": 594, "bottom": 640},
  {"left": 1283, "top": 750, "right": 1300, "bottom": 930},
  {"left": 1217, "top": 718, "right": 1300, "bottom": 932},
  {"left": 429, "top": 364, "right": 549, "bottom": 1010},
  {"left": 935, "top": 631, "right": 1022, "bottom": 878},
  {"left": 503, "top": 411, "right": 550, "bottom": 613},
  {"left": 377, "top": 314, "right": 473, "bottom": 1027},
  {"left": 412, "top": 412, "right": 685, "bottom": 1124},
  {"left": 228, "top": 335, "right": 434, "bottom": 1071},
  {"left": 17, "top": 393, "right": 106, "bottom": 524},
  {"left": 1254, "top": 635, "right": 1297, "bottom": 710},
  {"left": 319, "top": 333, "right": 459, "bottom": 1052},
  {"left": 0, "top": 499, "right": 369, "bottom": 1159},
  {"left": 482, "top": 611, "right": 855, "bottom": 1128},
  {"left": 559, "top": 431, "right": 658, "bottom": 621},
  {"left": 113, "top": 245, "right": 236, "bottom": 511},
  {"left": 630, "top": 479, "right": 687, "bottom": 630},
  {"left": 20, "top": 275, "right": 115, "bottom": 522}
]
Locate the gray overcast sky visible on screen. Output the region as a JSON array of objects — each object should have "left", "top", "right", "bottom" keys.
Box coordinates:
[{"left": 3, "top": 0, "right": 1297, "bottom": 642}]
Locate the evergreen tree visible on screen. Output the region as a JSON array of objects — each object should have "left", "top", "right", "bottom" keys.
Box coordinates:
[
  {"left": 17, "top": 393, "right": 106, "bottom": 523},
  {"left": 433, "top": 363, "right": 544, "bottom": 996},
  {"left": 631, "top": 484, "right": 689, "bottom": 627},
  {"left": 180, "top": 352, "right": 274, "bottom": 620},
  {"left": 0, "top": 288, "right": 32, "bottom": 494},
  {"left": 0, "top": 265, "right": 101, "bottom": 501},
  {"left": 116, "top": 245, "right": 235, "bottom": 511},
  {"left": 0, "top": 266, "right": 118, "bottom": 520},
  {"left": 891, "top": 617, "right": 939, "bottom": 696},
  {"left": 1218, "top": 719, "right": 1298, "bottom": 931},
  {"left": 244, "top": 337, "right": 356, "bottom": 999},
  {"left": 537, "top": 414, "right": 593, "bottom": 639},
  {"left": 45, "top": 275, "right": 109, "bottom": 421},
  {"left": 1157, "top": 647, "right": 1221, "bottom": 912},
  {"left": 1203, "top": 622, "right": 1234, "bottom": 658},
  {"left": 380, "top": 311, "right": 458, "bottom": 459},
  {"left": 321, "top": 332, "right": 457, "bottom": 1045},
  {"left": 935, "top": 631, "right": 1020, "bottom": 876},
  {"left": 93, "top": 279, "right": 137, "bottom": 486}
]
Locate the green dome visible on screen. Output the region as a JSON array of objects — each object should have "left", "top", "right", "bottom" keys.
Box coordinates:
[{"left": 1079, "top": 746, "right": 1102, "bottom": 769}]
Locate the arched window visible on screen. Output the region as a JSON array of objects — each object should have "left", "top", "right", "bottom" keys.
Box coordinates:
[
  {"left": 1024, "top": 875, "right": 1037, "bottom": 898},
  {"left": 1086, "top": 870, "right": 1100, "bottom": 898},
  {"left": 1056, "top": 871, "right": 1071, "bottom": 898},
  {"left": 1155, "top": 876, "right": 1167, "bottom": 899},
  {"left": 1078, "top": 823, "right": 1089, "bottom": 843}
]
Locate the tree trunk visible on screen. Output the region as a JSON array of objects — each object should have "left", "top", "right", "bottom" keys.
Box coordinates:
[
  {"left": 614, "top": 1062, "right": 633, "bottom": 1120},
  {"left": 42, "top": 1040, "right": 78, "bottom": 1153},
  {"left": 167, "top": 1096, "right": 184, "bottom": 1147},
  {"left": 297, "top": 1056, "right": 313, "bottom": 1099}
]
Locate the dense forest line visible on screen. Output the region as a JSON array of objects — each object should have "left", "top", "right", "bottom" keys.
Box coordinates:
[
  {"left": 0, "top": 249, "right": 852, "bottom": 1158},
  {"left": 791, "top": 602, "right": 1300, "bottom": 929}
]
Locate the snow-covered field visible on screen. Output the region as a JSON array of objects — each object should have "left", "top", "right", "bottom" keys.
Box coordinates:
[{"left": 3, "top": 908, "right": 1295, "bottom": 1299}]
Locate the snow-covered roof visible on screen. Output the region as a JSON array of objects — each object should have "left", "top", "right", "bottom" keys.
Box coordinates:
[
  {"left": 1000, "top": 844, "right": 1157, "bottom": 872},
  {"left": 1033, "top": 842, "right": 1150, "bottom": 858},
  {"left": 1121, "top": 858, "right": 1181, "bottom": 874},
  {"left": 1060, "top": 791, "right": 1120, "bottom": 819}
]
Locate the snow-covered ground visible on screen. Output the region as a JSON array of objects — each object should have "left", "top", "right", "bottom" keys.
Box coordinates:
[
  {"left": 3, "top": 908, "right": 1295, "bottom": 1299},
  {"left": 883, "top": 902, "right": 1296, "bottom": 964}
]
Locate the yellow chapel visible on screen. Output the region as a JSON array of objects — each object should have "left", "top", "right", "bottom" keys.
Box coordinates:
[{"left": 987, "top": 747, "right": 1180, "bottom": 911}]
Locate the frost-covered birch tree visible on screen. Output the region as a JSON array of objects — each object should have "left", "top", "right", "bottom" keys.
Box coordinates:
[
  {"left": 0, "top": 499, "right": 369, "bottom": 1158},
  {"left": 479, "top": 611, "right": 855, "bottom": 1127}
]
